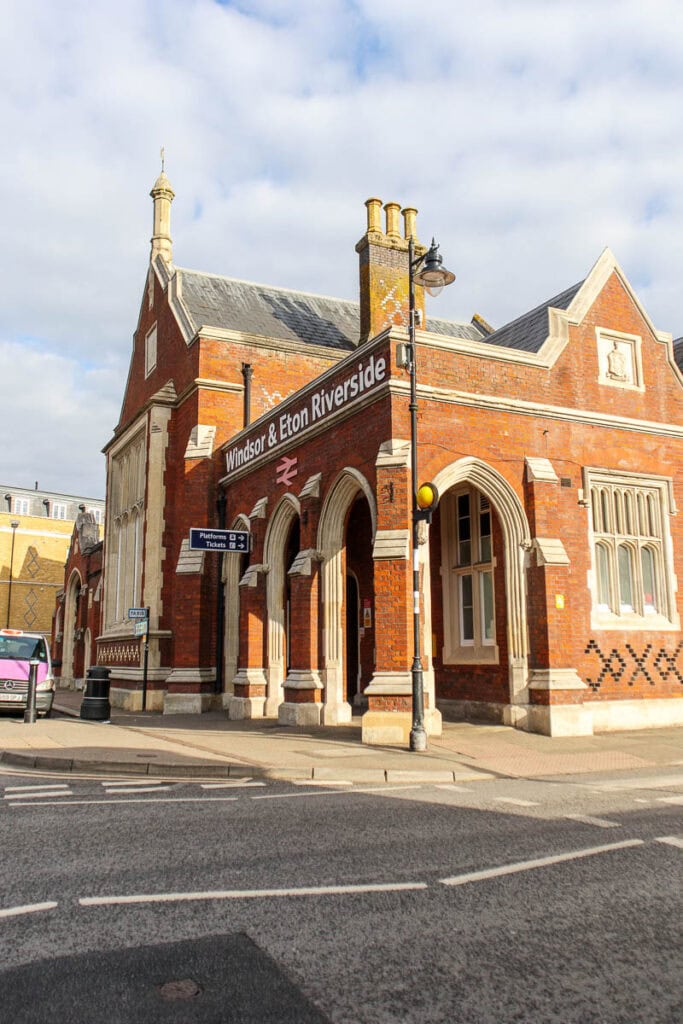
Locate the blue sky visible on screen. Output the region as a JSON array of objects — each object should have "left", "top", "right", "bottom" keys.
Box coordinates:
[{"left": 1, "top": 0, "right": 682, "bottom": 496}]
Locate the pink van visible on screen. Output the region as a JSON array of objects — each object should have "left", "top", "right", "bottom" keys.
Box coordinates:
[{"left": 0, "top": 629, "right": 55, "bottom": 716}]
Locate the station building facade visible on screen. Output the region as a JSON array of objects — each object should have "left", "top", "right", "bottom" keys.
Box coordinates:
[{"left": 96, "top": 174, "right": 683, "bottom": 740}]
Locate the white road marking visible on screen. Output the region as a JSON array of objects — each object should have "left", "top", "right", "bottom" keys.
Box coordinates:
[
  {"left": 657, "top": 795, "right": 683, "bottom": 805},
  {"left": 200, "top": 781, "right": 266, "bottom": 789},
  {"left": 4, "top": 783, "right": 71, "bottom": 792},
  {"left": 588, "top": 774, "right": 683, "bottom": 791},
  {"left": 5, "top": 789, "right": 71, "bottom": 800},
  {"left": 0, "top": 901, "right": 58, "bottom": 919},
  {"left": 8, "top": 796, "right": 240, "bottom": 807},
  {"left": 79, "top": 881, "right": 428, "bottom": 907},
  {"left": 251, "top": 785, "right": 418, "bottom": 801},
  {"left": 435, "top": 784, "right": 473, "bottom": 792},
  {"left": 104, "top": 786, "right": 171, "bottom": 795},
  {"left": 633, "top": 798, "right": 651, "bottom": 804},
  {"left": 100, "top": 779, "right": 165, "bottom": 787},
  {"left": 494, "top": 797, "right": 539, "bottom": 807},
  {"left": 440, "top": 839, "right": 644, "bottom": 887},
  {"left": 292, "top": 780, "right": 353, "bottom": 787},
  {"left": 564, "top": 814, "right": 621, "bottom": 828},
  {"left": 655, "top": 836, "right": 683, "bottom": 848}
]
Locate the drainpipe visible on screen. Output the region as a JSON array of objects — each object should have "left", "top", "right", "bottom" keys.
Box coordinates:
[
  {"left": 241, "top": 363, "right": 253, "bottom": 427},
  {"left": 214, "top": 489, "right": 227, "bottom": 696}
]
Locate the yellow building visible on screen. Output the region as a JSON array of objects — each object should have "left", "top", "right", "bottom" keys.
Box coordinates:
[{"left": 1, "top": 486, "right": 104, "bottom": 638}]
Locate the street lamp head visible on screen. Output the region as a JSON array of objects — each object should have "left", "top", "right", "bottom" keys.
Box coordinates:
[
  {"left": 10, "top": 521, "right": 19, "bottom": 529},
  {"left": 414, "top": 239, "right": 456, "bottom": 297}
]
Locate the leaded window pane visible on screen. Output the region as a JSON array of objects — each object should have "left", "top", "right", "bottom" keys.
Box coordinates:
[
  {"left": 618, "top": 544, "right": 633, "bottom": 611},
  {"left": 460, "top": 574, "right": 474, "bottom": 643},
  {"left": 641, "top": 548, "right": 657, "bottom": 612},
  {"left": 481, "top": 571, "right": 494, "bottom": 642},
  {"left": 596, "top": 543, "right": 610, "bottom": 608}
]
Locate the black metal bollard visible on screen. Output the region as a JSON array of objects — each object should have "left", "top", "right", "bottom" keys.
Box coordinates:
[
  {"left": 80, "top": 666, "right": 111, "bottom": 722},
  {"left": 24, "top": 658, "right": 39, "bottom": 724}
]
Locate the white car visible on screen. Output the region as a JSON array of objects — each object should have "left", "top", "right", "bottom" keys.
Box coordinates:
[{"left": 0, "top": 629, "right": 55, "bottom": 716}]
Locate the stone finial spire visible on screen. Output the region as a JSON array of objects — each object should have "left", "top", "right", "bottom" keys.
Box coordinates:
[{"left": 150, "top": 148, "right": 175, "bottom": 263}]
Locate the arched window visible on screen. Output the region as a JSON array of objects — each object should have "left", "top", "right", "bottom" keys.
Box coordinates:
[
  {"left": 441, "top": 488, "right": 497, "bottom": 661},
  {"left": 587, "top": 470, "right": 674, "bottom": 625},
  {"left": 105, "top": 430, "right": 146, "bottom": 628}
]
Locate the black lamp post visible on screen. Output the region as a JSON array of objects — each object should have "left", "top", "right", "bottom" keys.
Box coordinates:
[
  {"left": 6, "top": 520, "right": 20, "bottom": 629},
  {"left": 408, "top": 236, "right": 455, "bottom": 752}
]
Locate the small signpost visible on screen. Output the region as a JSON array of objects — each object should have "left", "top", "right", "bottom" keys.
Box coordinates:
[
  {"left": 189, "top": 528, "right": 249, "bottom": 553},
  {"left": 128, "top": 607, "right": 150, "bottom": 711}
]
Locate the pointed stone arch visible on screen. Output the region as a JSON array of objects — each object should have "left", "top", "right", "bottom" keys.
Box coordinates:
[
  {"left": 317, "top": 468, "right": 377, "bottom": 724},
  {"left": 432, "top": 457, "right": 532, "bottom": 710},
  {"left": 62, "top": 569, "right": 83, "bottom": 688},
  {"left": 264, "top": 494, "right": 301, "bottom": 715},
  {"left": 223, "top": 513, "right": 250, "bottom": 702}
]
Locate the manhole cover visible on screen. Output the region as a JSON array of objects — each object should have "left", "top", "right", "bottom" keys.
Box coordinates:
[{"left": 158, "top": 978, "right": 202, "bottom": 1001}]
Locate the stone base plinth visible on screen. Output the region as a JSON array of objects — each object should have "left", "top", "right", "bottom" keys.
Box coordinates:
[
  {"left": 361, "top": 708, "right": 442, "bottom": 746},
  {"left": 163, "top": 692, "right": 213, "bottom": 715},
  {"left": 110, "top": 686, "right": 165, "bottom": 712},
  {"left": 526, "top": 703, "right": 594, "bottom": 737},
  {"left": 228, "top": 695, "right": 266, "bottom": 720},
  {"left": 278, "top": 702, "right": 323, "bottom": 727}
]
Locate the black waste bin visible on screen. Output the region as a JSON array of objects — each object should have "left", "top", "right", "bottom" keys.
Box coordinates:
[{"left": 80, "top": 666, "right": 111, "bottom": 721}]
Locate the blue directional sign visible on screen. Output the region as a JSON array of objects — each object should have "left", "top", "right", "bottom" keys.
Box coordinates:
[{"left": 189, "top": 528, "right": 249, "bottom": 553}]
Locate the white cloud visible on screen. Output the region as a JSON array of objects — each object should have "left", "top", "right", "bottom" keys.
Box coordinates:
[{"left": 0, "top": 0, "right": 681, "bottom": 493}]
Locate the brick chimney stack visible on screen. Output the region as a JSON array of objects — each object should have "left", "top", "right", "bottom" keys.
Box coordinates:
[{"left": 355, "top": 198, "right": 427, "bottom": 344}]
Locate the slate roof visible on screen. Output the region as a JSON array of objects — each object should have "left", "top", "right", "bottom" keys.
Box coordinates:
[
  {"left": 673, "top": 337, "right": 683, "bottom": 372},
  {"left": 423, "top": 315, "right": 490, "bottom": 342},
  {"left": 481, "top": 281, "right": 584, "bottom": 354},
  {"left": 176, "top": 268, "right": 486, "bottom": 350}
]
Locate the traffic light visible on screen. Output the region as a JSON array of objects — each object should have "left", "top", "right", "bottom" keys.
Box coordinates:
[{"left": 415, "top": 481, "right": 439, "bottom": 523}]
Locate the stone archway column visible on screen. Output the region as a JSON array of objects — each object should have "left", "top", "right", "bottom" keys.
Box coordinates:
[
  {"left": 228, "top": 500, "right": 268, "bottom": 720},
  {"left": 279, "top": 553, "right": 324, "bottom": 726},
  {"left": 228, "top": 565, "right": 268, "bottom": 719},
  {"left": 361, "top": 440, "right": 441, "bottom": 745}
]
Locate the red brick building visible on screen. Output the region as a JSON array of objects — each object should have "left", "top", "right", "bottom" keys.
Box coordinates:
[
  {"left": 52, "top": 510, "right": 102, "bottom": 688},
  {"left": 97, "top": 174, "right": 683, "bottom": 740}
]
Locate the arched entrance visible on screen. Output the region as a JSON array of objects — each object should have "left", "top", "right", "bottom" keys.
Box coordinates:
[
  {"left": 264, "top": 494, "right": 301, "bottom": 717},
  {"left": 318, "top": 469, "right": 377, "bottom": 725},
  {"left": 61, "top": 570, "right": 82, "bottom": 688},
  {"left": 431, "top": 458, "right": 532, "bottom": 720},
  {"left": 345, "top": 572, "right": 360, "bottom": 705}
]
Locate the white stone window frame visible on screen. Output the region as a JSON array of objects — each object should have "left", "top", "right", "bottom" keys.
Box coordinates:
[
  {"left": 52, "top": 502, "right": 67, "bottom": 520},
  {"left": 585, "top": 467, "right": 679, "bottom": 631},
  {"left": 595, "top": 327, "right": 644, "bottom": 393},
  {"left": 145, "top": 323, "right": 157, "bottom": 378},
  {"left": 105, "top": 427, "right": 147, "bottom": 628},
  {"left": 441, "top": 487, "right": 499, "bottom": 665}
]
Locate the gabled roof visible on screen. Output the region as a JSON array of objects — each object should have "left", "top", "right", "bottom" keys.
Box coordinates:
[
  {"left": 172, "top": 266, "right": 486, "bottom": 350},
  {"left": 178, "top": 270, "right": 359, "bottom": 351},
  {"left": 481, "top": 282, "right": 584, "bottom": 353}
]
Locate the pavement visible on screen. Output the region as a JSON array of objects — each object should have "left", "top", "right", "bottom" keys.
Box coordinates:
[{"left": 0, "top": 686, "right": 680, "bottom": 783}]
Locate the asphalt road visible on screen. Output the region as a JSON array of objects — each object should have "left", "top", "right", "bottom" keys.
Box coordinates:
[{"left": 1, "top": 766, "right": 681, "bottom": 1023}]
